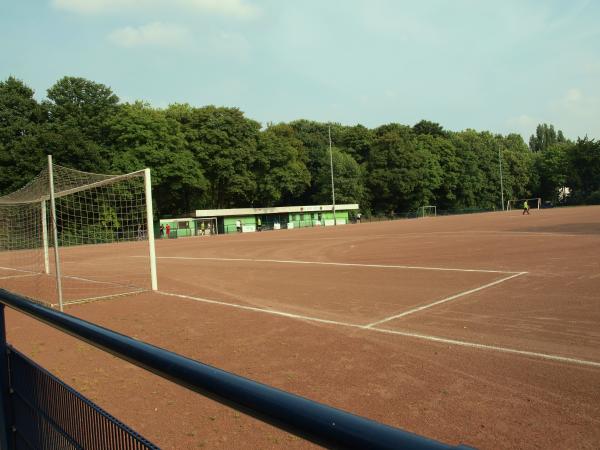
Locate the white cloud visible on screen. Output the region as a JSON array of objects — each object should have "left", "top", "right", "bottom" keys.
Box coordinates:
[
  {"left": 52, "top": 0, "right": 140, "bottom": 14},
  {"left": 551, "top": 87, "right": 598, "bottom": 116},
  {"left": 180, "top": 0, "right": 260, "bottom": 19},
  {"left": 108, "top": 22, "right": 191, "bottom": 48},
  {"left": 52, "top": 0, "right": 260, "bottom": 18},
  {"left": 564, "top": 88, "right": 583, "bottom": 104}
]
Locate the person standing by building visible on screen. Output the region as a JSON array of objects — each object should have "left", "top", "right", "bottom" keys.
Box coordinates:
[
  {"left": 160, "top": 224, "right": 164, "bottom": 238},
  {"left": 257, "top": 217, "right": 262, "bottom": 231},
  {"left": 200, "top": 221, "right": 205, "bottom": 235},
  {"left": 166, "top": 223, "right": 171, "bottom": 237},
  {"left": 236, "top": 219, "right": 242, "bottom": 233},
  {"left": 356, "top": 212, "right": 362, "bottom": 223}
]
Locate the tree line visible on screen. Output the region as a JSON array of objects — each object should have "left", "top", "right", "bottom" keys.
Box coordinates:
[{"left": 1, "top": 76, "right": 599, "bottom": 217}]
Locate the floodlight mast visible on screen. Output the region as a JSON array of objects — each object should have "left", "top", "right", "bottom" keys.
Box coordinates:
[{"left": 328, "top": 124, "right": 336, "bottom": 225}]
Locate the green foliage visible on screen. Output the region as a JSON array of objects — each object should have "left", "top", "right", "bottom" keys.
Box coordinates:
[
  {"left": 532, "top": 143, "right": 570, "bottom": 203},
  {"left": 254, "top": 124, "right": 310, "bottom": 206},
  {"left": 413, "top": 120, "right": 447, "bottom": 138},
  {"left": 0, "top": 77, "right": 47, "bottom": 194},
  {"left": 313, "top": 147, "right": 365, "bottom": 205},
  {"left": 567, "top": 137, "right": 600, "bottom": 199},
  {"left": 43, "top": 77, "right": 120, "bottom": 172},
  {"left": 367, "top": 125, "right": 441, "bottom": 212},
  {"left": 1, "top": 76, "right": 598, "bottom": 218},
  {"left": 108, "top": 102, "right": 208, "bottom": 215},
  {"left": 166, "top": 104, "right": 259, "bottom": 208},
  {"left": 529, "top": 123, "right": 568, "bottom": 153}
]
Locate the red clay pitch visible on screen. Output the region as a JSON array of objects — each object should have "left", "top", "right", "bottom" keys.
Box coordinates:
[{"left": 3, "top": 206, "right": 600, "bottom": 449}]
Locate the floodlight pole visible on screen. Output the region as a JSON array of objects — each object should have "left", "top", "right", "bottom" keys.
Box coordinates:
[
  {"left": 47, "top": 155, "right": 64, "bottom": 311},
  {"left": 498, "top": 142, "right": 505, "bottom": 211},
  {"left": 328, "top": 124, "right": 337, "bottom": 226}
]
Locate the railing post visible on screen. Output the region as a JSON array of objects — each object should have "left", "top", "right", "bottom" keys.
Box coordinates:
[{"left": 0, "top": 305, "right": 13, "bottom": 450}]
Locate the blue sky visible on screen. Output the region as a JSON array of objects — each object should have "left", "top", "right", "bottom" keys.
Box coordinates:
[{"left": 2, "top": 0, "right": 599, "bottom": 140}]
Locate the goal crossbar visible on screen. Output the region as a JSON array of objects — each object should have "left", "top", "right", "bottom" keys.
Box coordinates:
[
  {"left": 506, "top": 198, "right": 541, "bottom": 210},
  {"left": 0, "top": 169, "right": 146, "bottom": 205},
  {"left": 419, "top": 205, "right": 437, "bottom": 217}
]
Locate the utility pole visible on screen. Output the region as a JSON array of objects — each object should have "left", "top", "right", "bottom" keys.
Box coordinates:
[{"left": 328, "top": 124, "right": 336, "bottom": 225}]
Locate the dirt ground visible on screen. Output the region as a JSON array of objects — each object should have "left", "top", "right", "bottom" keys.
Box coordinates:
[{"left": 3, "top": 206, "right": 600, "bottom": 449}]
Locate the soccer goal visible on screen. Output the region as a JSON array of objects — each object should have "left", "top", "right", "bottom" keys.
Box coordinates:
[
  {"left": 0, "top": 155, "right": 157, "bottom": 310},
  {"left": 194, "top": 217, "right": 218, "bottom": 236},
  {"left": 419, "top": 205, "right": 437, "bottom": 217},
  {"left": 506, "top": 198, "right": 541, "bottom": 211}
]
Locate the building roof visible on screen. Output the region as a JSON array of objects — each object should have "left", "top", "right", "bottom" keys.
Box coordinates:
[{"left": 195, "top": 204, "right": 359, "bottom": 218}]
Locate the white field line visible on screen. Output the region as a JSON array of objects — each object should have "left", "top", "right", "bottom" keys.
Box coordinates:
[
  {"left": 0, "top": 266, "right": 38, "bottom": 275},
  {"left": 62, "top": 274, "right": 139, "bottom": 290},
  {"left": 157, "top": 291, "right": 360, "bottom": 327},
  {"left": 156, "top": 290, "right": 600, "bottom": 369},
  {"left": 0, "top": 273, "right": 39, "bottom": 281},
  {"left": 59, "top": 289, "right": 145, "bottom": 307},
  {"left": 365, "top": 272, "right": 528, "bottom": 328},
  {"left": 151, "top": 256, "right": 520, "bottom": 275}
]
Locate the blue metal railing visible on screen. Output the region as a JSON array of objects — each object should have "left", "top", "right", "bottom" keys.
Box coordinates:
[{"left": 0, "top": 289, "right": 474, "bottom": 449}]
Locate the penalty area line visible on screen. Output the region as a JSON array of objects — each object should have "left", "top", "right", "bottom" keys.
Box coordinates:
[
  {"left": 365, "top": 272, "right": 528, "bottom": 327},
  {"left": 155, "top": 290, "right": 600, "bottom": 369},
  {"left": 148, "top": 256, "right": 521, "bottom": 275}
]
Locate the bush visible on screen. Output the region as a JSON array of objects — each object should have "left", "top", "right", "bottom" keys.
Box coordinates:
[{"left": 585, "top": 190, "right": 600, "bottom": 205}]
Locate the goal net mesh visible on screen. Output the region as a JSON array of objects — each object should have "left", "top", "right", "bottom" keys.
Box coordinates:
[{"left": 0, "top": 163, "right": 152, "bottom": 307}]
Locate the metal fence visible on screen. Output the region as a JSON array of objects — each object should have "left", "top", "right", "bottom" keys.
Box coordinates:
[
  {"left": 0, "top": 289, "right": 474, "bottom": 449},
  {"left": 7, "top": 347, "right": 159, "bottom": 450}
]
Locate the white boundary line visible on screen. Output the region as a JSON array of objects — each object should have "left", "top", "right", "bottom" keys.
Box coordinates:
[
  {"left": 58, "top": 289, "right": 145, "bottom": 307},
  {"left": 62, "top": 274, "right": 139, "bottom": 290},
  {"left": 0, "top": 273, "right": 39, "bottom": 281},
  {"left": 157, "top": 291, "right": 358, "bottom": 327},
  {"left": 0, "top": 266, "right": 38, "bottom": 275},
  {"left": 365, "top": 272, "right": 528, "bottom": 327},
  {"left": 156, "top": 290, "right": 600, "bottom": 368},
  {"left": 151, "top": 256, "right": 520, "bottom": 275}
]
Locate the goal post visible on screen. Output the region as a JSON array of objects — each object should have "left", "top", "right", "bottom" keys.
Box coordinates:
[
  {"left": 506, "top": 198, "right": 541, "bottom": 211},
  {"left": 0, "top": 157, "right": 158, "bottom": 308},
  {"left": 419, "top": 205, "right": 437, "bottom": 217}
]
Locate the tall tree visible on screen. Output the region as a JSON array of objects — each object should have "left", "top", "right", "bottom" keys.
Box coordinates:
[
  {"left": 529, "top": 123, "right": 567, "bottom": 153},
  {"left": 43, "top": 77, "right": 120, "bottom": 172},
  {"left": 254, "top": 123, "right": 310, "bottom": 206},
  {"left": 367, "top": 124, "right": 441, "bottom": 213},
  {"left": 313, "top": 147, "right": 365, "bottom": 206},
  {"left": 532, "top": 142, "right": 570, "bottom": 203},
  {"left": 0, "top": 77, "right": 46, "bottom": 194},
  {"left": 166, "top": 104, "right": 260, "bottom": 208},
  {"left": 567, "top": 137, "right": 600, "bottom": 202},
  {"left": 413, "top": 120, "right": 447, "bottom": 137},
  {"left": 108, "top": 102, "right": 207, "bottom": 215}
]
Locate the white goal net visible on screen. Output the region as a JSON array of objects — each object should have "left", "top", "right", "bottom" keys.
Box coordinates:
[
  {"left": 506, "top": 198, "right": 541, "bottom": 211},
  {"left": 0, "top": 157, "right": 157, "bottom": 309}
]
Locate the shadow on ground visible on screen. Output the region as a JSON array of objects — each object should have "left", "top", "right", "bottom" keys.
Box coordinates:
[{"left": 512, "top": 223, "right": 600, "bottom": 235}]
